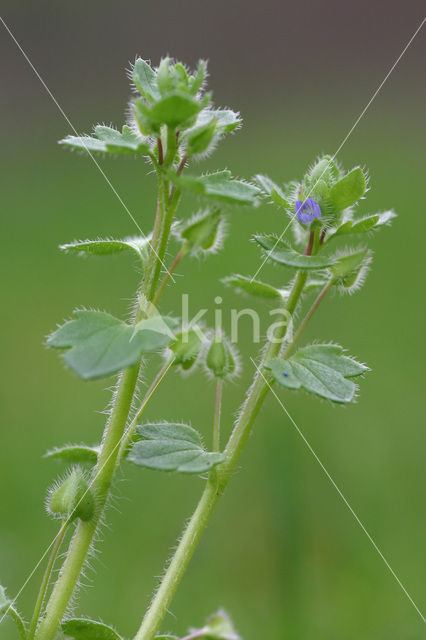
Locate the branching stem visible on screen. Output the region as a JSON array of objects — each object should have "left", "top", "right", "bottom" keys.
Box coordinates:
[{"left": 35, "top": 167, "right": 180, "bottom": 640}]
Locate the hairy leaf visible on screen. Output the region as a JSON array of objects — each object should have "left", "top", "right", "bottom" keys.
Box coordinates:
[
  {"left": 327, "top": 167, "right": 367, "bottom": 211},
  {"left": 60, "top": 125, "right": 150, "bottom": 155},
  {"left": 254, "top": 174, "right": 290, "bottom": 208},
  {"left": 60, "top": 236, "right": 151, "bottom": 262},
  {"left": 254, "top": 235, "right": 336, "bottom": 269},
  {"left": 62, "top": 618, "right": 122, "bottom": 640},
  {"left": 170, "top": 171, "right": 259, "bottom": 205},
  {"left": 132, "top": 58, "right": 160, "bottom": 102},
  {"left": 326, "top": 210, "right": 396, "bottom": 241},
  {"left": 44, "top": 445, "right": 99, "bottom": 465},
  {"left": 185, "top": 117, "right": 217, "bottom": 156},
  {"left": 47, "top": 311, "right": 176, "bottom": 379},
  {"left": 222, "top": 274, "right": 284, "bottom": 300},
  {"left": 266, "top": 344, "right": 368, "bottom": 403},
  {"left": 128, "top": 422, "right": 225, "bottom": 474},
  {"left": 147, "top": 91, "right": 202, "bottom": 128}
]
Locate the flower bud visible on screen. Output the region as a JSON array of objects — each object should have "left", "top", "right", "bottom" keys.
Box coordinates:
[
  {"left": 169, "top": 328, "right": 203, "bottom": 371},
  {"left": 177, "top": 209, "right": 225, "bottom": 256},
  {"left": 48, "top": 468, "right": 95, "bottom": 522},
  {"left": 205, "top": 333, "right": 237, "bottom": 380}
]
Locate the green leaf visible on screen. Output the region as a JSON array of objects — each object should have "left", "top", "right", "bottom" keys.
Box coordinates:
[
  {"left": 132, "top": 58, "right": 159, "bottom": 102},
  {"left": 189, "top": 59, "right": 207, "bottom": 95},
  {"left": 59, "top": 125, "right": 150, "bottom": 155},
  {"left": 147, "top": 91, "right": 202, "bottom": 128},
  {"left": 47, "top": 311, "right": 176, "bottom": 380},
  {"left": 170, "top": 171, "right": 259, "bottom": 205},
  {"left": 188, "top": 108, "right": 242, "bottom": 135},
  {"left": 62, "top": 618, "right": 122, "bottom": 640},
  {"left": 44, "top": 444, "right": 99, "bottom": 466},
  {"left": 266, "top": 344, "right": 368, "bottom": 403},
  {"left": 330, "top": 249, "right": 369, "bottom": 279},
  {"left": 254, "top": 235, "right": 336, "bottom": 269},
  {"left": 222, "top": 274, "right": 284, "bottom": 300},
  {"left": 128, "top": 422, "right": 225, "bottom": 474},
  {"left": 0, "top": 585, "right": 26, "bottom": 639},
  {"left": 326, "top": 210, "right": 396, "bottom": 241},
  {"left": 254, "top": 174, "right": 290, "bottom": 208},
  {"left": 60, "top": 236, "right": 151, "bottom": 262},
  {"left": 185, "top": 117, "right": 217, "bottom": 156},
  {"left": 327, "top": 167, "right": 367, "bottom": 211}
]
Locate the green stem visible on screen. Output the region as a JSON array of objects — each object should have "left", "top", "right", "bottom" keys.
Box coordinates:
[
  {"left": 35, "top": 171, "right": 178, "bottom": 640},
  {"left": 118, "top": 358, "right": 174, "bottom": 461},
  {"left": 152, "top": 247, "right": 187, "bottom": 308},
  {"left": 212, "top": 380, "right": 223, "bottom": 452},
  {"left": 133, "top": 270, "right": 307, "bottom": 640},
  {"left": 27, "top": 521, "right": 69, "bottom": 640},
  {"left": 283, "top": 279, "right": 333, "bottom": 359}
]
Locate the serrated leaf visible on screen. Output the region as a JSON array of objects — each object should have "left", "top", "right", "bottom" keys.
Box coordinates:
[
  {"left": 47, "top": 311, "right": 176, "bottom": 380},
  {"left": 44, "top": 445, "right": 99, "bottom": 465},
  {"left": 94, "top": 125, "right": 150, "bottom": 154},
  {"left": 128, "top": 422, "right": 225, "bottom": 474},
  {"left": 330, "top": 249, "right": 370, "bottom": 279},
  {"left": 60, "top": 236, "right": 151, "bottom": 262},
  {"left": 222, "top": 274, "right": 284, "bottom": 300},
  {"left": 254, "top": 174, "right": 290, "bottom": 208},
  {"left": 170, "top": 171, "right": 259, "bottom": 205},
  {"left": 148, "top": 91, "right": 202, "bottom": 128},
  {"left": 188, "top": 108, "right": 241, "bottom": 135},
  {"left": 60, "top": 125, "right": 150, "bottom": 155},
  {"left": 266, "top": 344, "right": 368, "bottom": 403},
  {"left": 327, "top": 167, "right": 367, "bottom": 211},
  {"left": 327, "top": 210, "right": 396, "bottom": 241},
  {"left": 62, "top": 618, "right": 122, "bottom": 640},
  {"left": 254, "top": 235, "right": 336, "bottom": 269},
  {"left": 132, "top": 58, "right": 159, "bottom": 102}
]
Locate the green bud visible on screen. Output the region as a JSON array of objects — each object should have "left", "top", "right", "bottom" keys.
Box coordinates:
[
  {"left": 156, "top": 57, "right": 172, "bottom": 94},
  {"left": 179, "top": 209, "right": 225, "bottom": 255},
  {"left": 133, "top": 99, "right": 160, "bottom": 136},
  {"left": 186, "top": 117, "right": 217, "bottom": 156},
  {"left": 169, "top": 328, "right": 203, "bottom": 370},
  {"left": 308, "top": 155, "right": 340, "bottom": 187},
  {"left": 49, "top": 468, "right": 95, "bottom": 522},
  {"left": 205, "top": 333, "right": 236, "bottom": 380},
  {"left": 188, "top": 59, "right": 207, "bottom": 95}
]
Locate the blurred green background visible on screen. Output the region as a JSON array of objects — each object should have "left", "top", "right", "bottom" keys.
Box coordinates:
[{"left": 1, "top": 2, "right": 425, "bottom": 638}]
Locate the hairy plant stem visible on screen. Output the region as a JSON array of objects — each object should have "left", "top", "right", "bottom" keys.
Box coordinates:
[
  {"left": 118, "top": 358, "right": 174, "bottom": 462},
  {"left": 134, "top": 269, "right": 308, "bottom": 640},
  {"left": 212, "top": 380, "right": 223, "bottom": 452},
  {"left": 35, "top": 168, "right": 179, "bottom": 640},
  {"left": 27, "top": 521, "right": 69, "bottom": 640},
  {"left": 152, "top": 247, "right": 188, "bottom": 308}
]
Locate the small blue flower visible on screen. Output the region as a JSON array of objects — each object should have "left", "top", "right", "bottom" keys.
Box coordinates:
[{"left": 295, "top": 198, "right": 321, "bottom": 224}]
